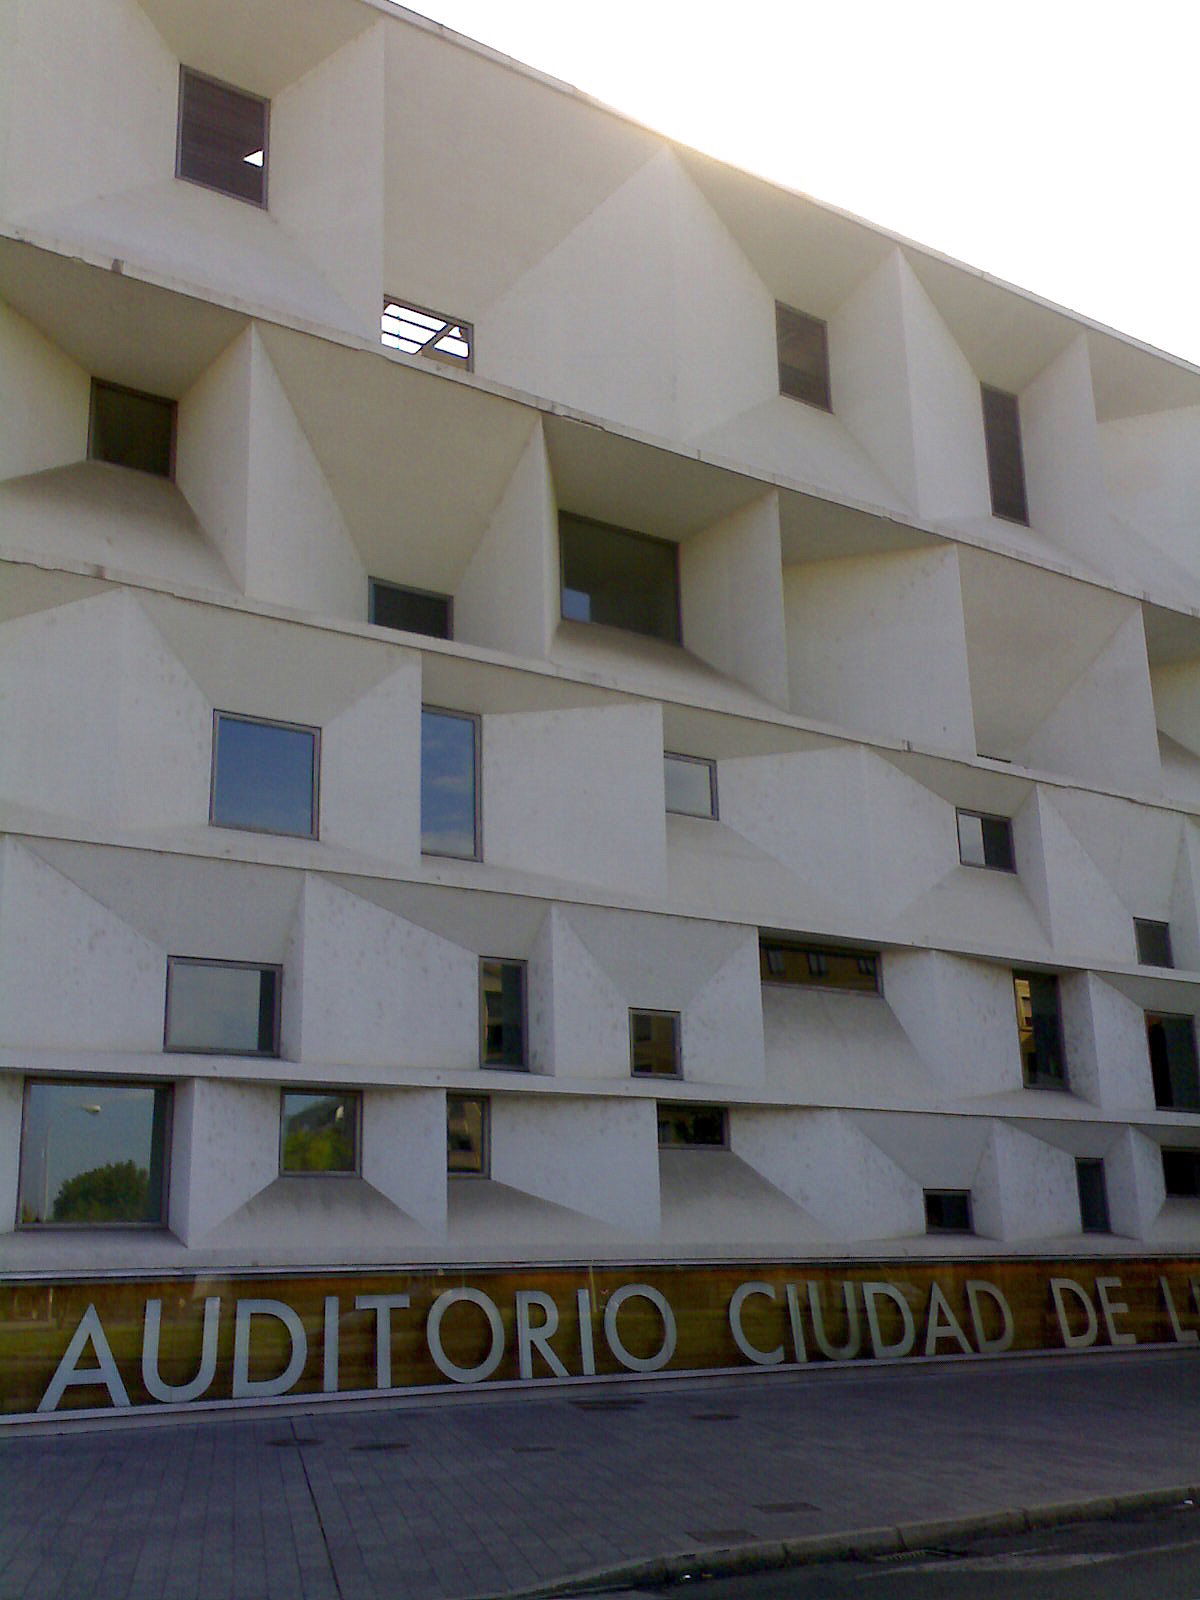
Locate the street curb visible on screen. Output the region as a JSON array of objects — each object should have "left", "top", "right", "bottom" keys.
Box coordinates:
[{"left": 475, "top": 1482, "right": 1199, "bottom": 1599}]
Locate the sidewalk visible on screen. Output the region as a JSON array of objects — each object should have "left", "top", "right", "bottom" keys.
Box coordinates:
[{"left": 2, "top": 1349, "right": 1198, "bottom": 1600}]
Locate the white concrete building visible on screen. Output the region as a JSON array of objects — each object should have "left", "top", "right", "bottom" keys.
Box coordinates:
[{"left": 2, "top": 0, "right": 1200, "bottom": 1300}]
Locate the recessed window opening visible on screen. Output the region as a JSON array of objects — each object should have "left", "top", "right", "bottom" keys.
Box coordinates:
[
  {"left": 88, "top": 380, "right": 175, "bottom": 478},
  {"left": 368, "top": 579, "right": 452, "bottom": 639},
  {"left": 1147, "top": 1013, "right": 1200, "bottom": 1111},
  {"left": 165, "top": 958, "right": 280, "bottom": 1057},
  {"left": 381, "top": 298, "right": 473, "bottom": 369},
  {"left": 1076, "top": 1158, "right": 1111, "bottom": 1233},
  {"left": 280, "top": 1090, "right": 359, "bottom": 1174},
  {"left": 775, "top": 303, "right": 831, "bottom": 410},
  {"left": 177, "top": 67, "right": 269, "bottom": 206},
  {"left": 559, "top": 513, "right": 681, "bottom": 644},
  {"left": 924, "top": 1189, "right": 973, "bottom": 1234},
  {"left": 481, "top": 960, "right": 526, "bottom": 1069},
  {"left": 981, "top": 383, "right": 1029, "bottom": 525},
  {"left": 1134, "top": 919, "right": 1174, "bottom": 969},
  {"left": 1162, "top": 1148, "right": 1200, "bottom": 1198},
  {"left": 759, "top": 938, "right": 880, "bottom": 994},
  {"left": 956, "top": 810, "right": 1016, "bottom": 872},
  {"left": 18, "top": 1079, "right": 171, "bottom": 1227},
  {"left": 630, "top": 1010, "right": 681, "bottom": 1078},
  {"left": 210, "top": 712, "right": 319, "bottom": 839},
  {"left": 657, "top": 1104, "right": 727, "bottom": 1148},
  {"left": 448, "top": 1094, "right": 489, "bottom": 1175},
  {"left": 664, "top": 754, "right": 718, "bottom": 818},
  {"left": 421, "top": 707, "right": 479, "bottom": 859},
  {"left": 1013, "top": 971, "right": 1069, "bottom": 1089}
]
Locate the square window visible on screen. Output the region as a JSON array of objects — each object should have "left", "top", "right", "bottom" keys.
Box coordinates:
[
  {"left": 664, "top": 753, "right": 717, "bottom": 818},
  {"left": 369, "top": 579, "right": 452, "bottom": 639},
  {"left": 89, "top": 380, "right": 175, "bottom": 477},
  {"left": 981, "top": 384, "right": 1029, "bottom": 525},
  {"left": 1013, "top": 971, "right": 1069, "bottom": 1089},
  {"left": 1076, "top": 1158, "right": 1111, "bottom": 1233},
  {"left": 177, "top": 67, "right": 268, "bottom": 206},
  {"left": 421, "top": 708, "right": 479, "bottom": 859},
  {"left": 381, "top": 298, "right": 473, "bottom": 369},
  {"left": 630, "top": 1010, "right": 681, "bottom": 1078},
  {"left": 775, "top": 303, "right": 831, "bottom": 410},
  {"left": 165, "top": 958, "right": 280, "bottom": 1056},
  {"left": 924, "top": 1189, "right": 973, "bottom": 1233},
  {"left": 481, "top": 959, "right": 526, "bottom": 1068},
  {"left": 1162, "top": 1148, "right": 1200, "bottom": 1198},
  {"left": 18, "top": 1079, "right": 171, "bottom": 1226},
  {"left": 448, "top": 1094, "right": 489, "bottom": 1175},
  {"left": 280, "top": 1090, "right": 358, "bottom": 1174},
  {"left": 210, "top": 712, "right": 319, "bottom": 839},
  {"left": 1147, "top": 1013, "right": 1200, "bottom": 1111},
  {"left": 656, "top": 1103, "right": 728, "bottom": 1148},
  {"left": 1134, "top": 919, "right": 1174, "bottom": 969},
  {"left": 559, "top": 513, "right": 681, "bottom": 644},
  {"left": 758, "top": 938, "right": 880, "bottom": 993},
  {"left": 956, "top": 809, "right": 1015, "bottom": 872}
]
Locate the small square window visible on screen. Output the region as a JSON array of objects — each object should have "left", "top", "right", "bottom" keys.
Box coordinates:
[
  {"left": 981, "top": 384, "right": 1029, "bottom": 525},
  {"left": 657, "top": 1103, "right": 728, "bottom": 1148},
  {"left": 1076, "top": 1158, "right": 1111, "bottom": 1233},
  {"left": 956, "top": 810, "right": 1015, "bottom": 872},
  {"left": 1134, "top": 919, "right": 1174, "bottom": 969},
  {"left": 448, "top": 1094, "right": 489, "bottom": 1176},
  {"left": 664, "top": 754, "right": 717, "bottom": 818},
  {"left": 89, "top": 380, "right": 175, "bottom": 478},
  {"left": 369, "top": 579, "right": 452, "bottom": 639},
  {"left": 1147, "top": 1013, "right": 1200, "bottom": 1111},
  {"left": 18, "top": 1079, "right": 171, "bottom": 1226},
  {"left": 177, "top": 67, "right": 268, "bottom": 206},
  {"left": 559, "top": 513, "right": 681, "bottom": 644},
  {"left": 381, "top": 298, "right": 473, "bottom": 369},
  {"left": 481, "top": 959, "right": 526, "bottom": 1068},
  {"left": 759, "top": 938, "right": 880, "bottom": 993},
  {"left": 924, "top": 1189, "right": 973, "bottom": 1234},
  {"left": 1013, "top": 971, "right": 1069, "bottom": 1089},
  {"left": 210, "top": 712, "right": 319, "bottom": 839},
  {"left": 775, "top": 303, "right": 831, "bottom": 410},
  {"left": 1162, "top": 1148, "right": 1200, "bottom": 1199},
  {"left": 421, "top": 707, "right": 479, "bottom": 859},
  {"left": 630, "top": 1010, "right": 681, "bottom": 1078},
  {"left": 165, "top": 958, "right": 280, "bottom": 1057},
  {"left": 280, "top": 1090, "right": 358, "bottom": 1174}
]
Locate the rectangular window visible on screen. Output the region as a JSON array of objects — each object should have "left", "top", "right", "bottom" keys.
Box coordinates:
[
  {"left": 177, "top": 66, "right": 268, "bottom": 206},
  {"left": 210, "top": 712, "right": 319, "bottom": 839},
  {"left": 280, "top": 1090, "right": 358, "bottom": 1174},
  {"left": 559, "top": 513, "right": 681, "bottom": 644},
  {"left": 89, "top": 380, "right": 176, "bottom": 478},
  {"left": 448, "top": 1094, "right": 489, "bottom": 1176},
  {"left": 664, "top": 753, "right": 718, "bottom": 819},
  {"left": 775, "top": 303, "right": 831, "bottom": 410},
  {"left": 18, "top": 1079, "right": 170, "bottom": 1226},
  {"left": 1076, "top": 1158, "right": 1111, "bottom": 1233},
  {"left": 924, "top": 1189, "right": 973, "bottom": 1234},
  {"left": 657, "top": 1103, "right": 728, "bottom": 1149},
  {"left": 1147, "top": 1013, "right": 1200, "bottom": 1111},
  {"left": 164, "top": 958, "right": 280, "bottom": 1057},
  {"left": 1013, "top": 971, "right": 1069, "bottom": 1089},
  {"left": 630, "top": 1010, "right": 681, "bottom": 1078},
  {"left": 981, "top": 383, "right": 1029, "bottom": 525},
  {"left": 1162, "top": 1148, "right": 1200, "bottom": 1198},
  {"left": 956, "top": 809, "right": 1015, "bottom": 872},
  {"left": 1134, "top": 919, "right": 1174, "bottom": 969},
  {"left": 481, "top": 959, "right": 526, "bottom": 1068},
  {"left": 759, "top": 938, "right": 880, "bottom": 994},
  {"left": 368, "top": 579, "right": 452, "bottom": 639},
  {"left": 421, "top": 708, "right": 479, "bottom": 859},
  {"left": 381, "top": 298, "right": 473, "bottom": 369}
]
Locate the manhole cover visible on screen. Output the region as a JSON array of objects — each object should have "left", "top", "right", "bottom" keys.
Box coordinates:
[{"left": 754, "top": 1501, "right": 818, "bottom": 1514}]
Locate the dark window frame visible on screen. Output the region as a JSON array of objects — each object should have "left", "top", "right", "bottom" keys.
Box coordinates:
[
  {"left": 1134, "top": 919, "right": 1174, "bottom": 969},
  {"left": 981, "top": 383, "right": 1029, "bottom": 525},
  {"left": 380, "top": 296, "right": 474, "bottom": 371},
  {"left": 956, "top": 808, "right": 1016, "bottom": 873},
  {"left": 447, "top": 1093, "right": 490, "bottom": 1177},
  {"left": 558, "top": 512, "right": 682, "bottom": 645},
  {"left": 759, "top": 936, "right": 881, "bottom": 995},
  {"left": 1013, "top": 970, "right": 1070, "bottom": 1090},
  {"left": 1147, "top": 1012, "right": 1200, "bottom": 1112},
  {"left": 630, "top": 1008, "right": 682, "bottom": 1079},
  {"left": 88, "top": 378, "right": 177, "bottom": 479},
  {"left": 164, "top": 956, "right": 282, "bottom": 1058},
  {"left": 278, "top": 1088, "right": 361, "bottom": 1178},
  {"left": 420, "top": 705, "right": 481, "bottom": 861},
  {"left": 656, "top": 1102, "right": 729, "bottom": 1150},
  {"left": 368, "top": 578, "right": 453, "bottom": 639},
  {"left": 209, "top": 710, "right": 321, "bottom": 841},
  {"left": 480, "top": 958, "right": 528, "bottom": 1070},
  {"left": 176, "top": 65, "right": 269, "bottom": 208},
  {"left": 775, "top": 302, "right": 832, "bottom": 411},
  {"left": 664, "top": 752, "right": 718, "bottom": 819},
  {"left": 1076, "top": 1157, "right": 1112, "bottom": 1233},
  {"left": 923, "top": 1189, "right": 973, "bottom": 1234}
]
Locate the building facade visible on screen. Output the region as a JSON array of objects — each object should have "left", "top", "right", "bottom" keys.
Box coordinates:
[{"left": 2, "top": 0, "right": 1200, "bottom": 1416}]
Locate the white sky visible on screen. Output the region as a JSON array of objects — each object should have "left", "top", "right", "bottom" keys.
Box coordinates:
[{"left": 401, "top": 0, "right": 1200, "bottom": 367}]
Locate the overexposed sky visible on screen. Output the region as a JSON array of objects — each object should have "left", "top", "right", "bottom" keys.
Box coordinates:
[{"left": 400, "top": 0, "right": 1200, "bottom": 367}]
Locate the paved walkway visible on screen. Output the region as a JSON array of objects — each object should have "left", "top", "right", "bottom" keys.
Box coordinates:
[{"left": 1, "top": 1349, "right": 1198, "bottom": 1600}]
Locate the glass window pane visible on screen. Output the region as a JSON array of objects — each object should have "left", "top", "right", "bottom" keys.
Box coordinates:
[
  {"left": 178, "top": 68, "right": 268, "bottom": 205},
  {"left": 481, "top": 960, "right": 525, "bottom": 1067},
  {"left": 19, "top": 1081, "right": 169, "bottom": 1225},
  {"left": 559, "top": 514, "right": 680, "bottom": 643},
  {"left": 212, "top": 715, "right": 317, "bottom": 838},
  {"left": 90, "top": 382, "right": 174, "bottom": 477},
  {"left": 448, "top": 1095, "right": 488, "bottom": 1175},
  {"left": 280, "top": 1091, "right": 357, "bottom": 1173},
  {"left": 656, "top": 1104, "right": 727, "bottom": 1148},
  {"left": 924, "top": 1190, "right": 972, "bottom": 1232},
  {"left": 631, "top": 1010, "right": 680, "bottom": 1076},
  {"left": 421, "top": 709, "right": 478, "bottom": 858},
  {"left": 1014, "top": 971, "right": 1068, "bottom": 1087},
  {"left": 759, "top": 940, "right": 879, "bottom": 993},
  {"left": 664, "top": 754, "right": 716, "bottom": 818},
  {"left": 981, "top": 384, "right": 1029, "bottom": 525},
  {"left": 957, "top": 811, "right": 986, "bottom": 866},
  {"left": 166, "top": 960, "right": 278, "bottom": 1055},
  {"left": 1147, "top": 1013, "right": 1200, "bottom": 1111},
  {"left": 1134, "top": 919, "right": 1174, "bottom": 968},
  {"left": 776, "top": 303, "right": 831, "bottom": 409},
  {"left": 369, "top": 580, "right": 452, "bottom": 638},
  {"left": 1076, "top": 1159, "right": 1111, "bottom": 1233}
]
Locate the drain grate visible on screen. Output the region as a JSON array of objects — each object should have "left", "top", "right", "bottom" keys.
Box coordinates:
[
  {"left": 690, "top": 1412, "right": 739, "bottom": 1422},
  {"left": 511, "top": 1444, "right": 557, "bottom": 1453},
  {"left": 267, "top": 1437, "right": 321, "bottom": 1448},
  {"left": 688, "top": 1527, "right": 756, "bottom": 1544},
  {"left": 868, "top": 1546, "right": 966, "bottom": 1564},
  {"left": 352, "top": 1442, "right": 410, "bottom": 1453},
  {"left": 754, "top": 1500, "right": 818, "bottom": 1514},
  {"left": 571, "top": 1398, "right": 646, "bottom": 1412}
]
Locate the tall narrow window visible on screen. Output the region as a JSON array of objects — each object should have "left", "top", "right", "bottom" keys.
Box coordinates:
[
  {"left": 559, "top": 514, "right": 680, "bottom": 644},
  {"left": 421, "top": 708, "right": 479, "bottom": 859},
  {"left": 1147, "top": 1013, "right": 1200, "bottom": 1111},
  {"left": 776, "top": 303, "right": 831, "bottom": 410},
  {"left": 210, "top": 713, "right": 319, "bottom": 839},
  {"left": 448, "top": 1095, "right": 489, "bottom": 1175},
  {"left": 177, "top": 67, "right": 268, "bottom": 206},
  {"left": 630, "top": 1010, "right": 681, "bottom": 1077},
  {"left": 369, "top": 579, "right": 452, "bottom": 639},
  {"left": 1076, "top": 1159, "right": 1111, "bottom": 1233},
  {"left": 481, "top": 960, "right": 526, "bottom": 1068},
  {"left": 981, "top": 384, "right": 1029, "bottom": 524},
  {"left": 18, "top": 1080, "right": 171, "bottom": 1226},
  {"left": 1013, "top": 971, "right": 1068, "bottom": 1089},
  {"left": 165, "top": 958, "right": 280, "bottom": 1057},
  {"left": 89, "top": 380, "right": 175, "bottom": 478},
  {"left": 664, "top": 754, "right": 717, "bottom": 819}
]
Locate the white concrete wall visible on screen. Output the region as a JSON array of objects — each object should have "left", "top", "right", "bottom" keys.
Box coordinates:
[
  {"left": 170, "top": 1080, "right": 280, "bottom": 1244},
  {"left": 885, "top": 951, "right": 1025, "bottom": 1101},
  {"left": 362, "top": 1087, "right": 447, "bottom": 1233},
  {"left": 0, "top": 303, "right": 89, "bottom": 483},
  {"left": 974, "top": 1120, "right": 1079, "bottom": 1243},
  {"left": 0, "top": 1075, "right": 24, "bottom": 1233},
  {"left": 680, "top": 494, "right": 789, "bottom": 709}
]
